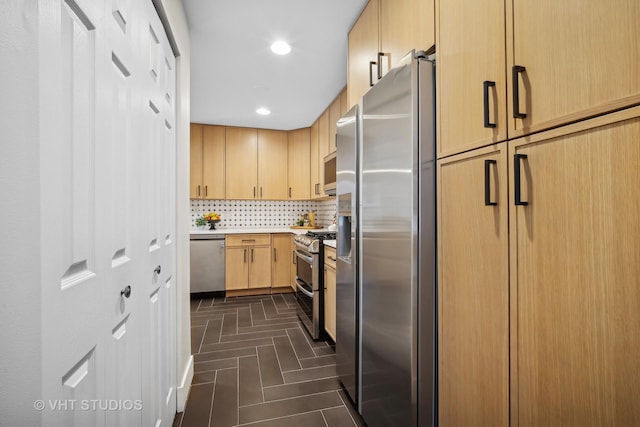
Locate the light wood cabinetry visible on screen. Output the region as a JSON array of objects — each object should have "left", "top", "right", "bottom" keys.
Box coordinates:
[
  {"left": 438, "top": 107, "right": 640, "bottom": 426},
  {"left": 323, "top": 246, "right": 337, "bottom": 341},
  {"left": 508, "top": 108, "right": 640, "bottom": 426},
  {"left": 318, "top": 109, "right": 330, "bottom": 163},
  {"left": 257, "top": 129, "right": 288, "bottom": 199},
  {"left": 348, "top": 0, "right": 380, "bottom": 110},
  {"left": 328, "top": 93, "right": 342, "bottom": 153},
  {"left": 225, "top": 234, "right": 271, "bottom": 290},
  {"left": 287, "top": 128, "right": 310, "bottom": 200},
  {"left": 271, "top": 234, "right": 292, "bottom": 289},
  {"left": 507, "top": 0, "right": 640, "bottom": 138},
  {"left": 190, "top": 124, "right": 225, "bottom": 199},
  {"left": 436, "top": 0, "right": 507, "bottom": 158},
  {"left": 437, "top": 145, "right": 509, "bottom": 427},
  {"left": 380, "top": 0, "right": 434, "bottom": 69},
  {"left": 225, "top": 127, "right": 258, "bottom": 199},
  {"left": 310, "top": 120, "right": 321, "bottom": 199}
]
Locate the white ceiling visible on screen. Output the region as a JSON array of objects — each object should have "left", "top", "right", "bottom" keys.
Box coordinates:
[{"left": 183, "top": 0, "right": 368, "bottom": 131}]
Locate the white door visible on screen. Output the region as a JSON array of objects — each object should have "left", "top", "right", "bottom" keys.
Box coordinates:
[{"left": 38, "top": 0, "right": 176, "bottom": 425}]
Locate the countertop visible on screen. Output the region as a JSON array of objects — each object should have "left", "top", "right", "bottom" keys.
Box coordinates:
[
  {"left": 323, "top": 240, "right": 337, "bottom": 249},
  {"left": 190, "top": 227, "right": 330, "bottom": 236}
]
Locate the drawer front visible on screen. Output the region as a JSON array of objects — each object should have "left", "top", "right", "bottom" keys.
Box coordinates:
[
  {"left": 324, "top": 247, "right": 337, "bottom": 270},
  {"left": 226, "top": 234, "right": 271, "bottom": 247}
]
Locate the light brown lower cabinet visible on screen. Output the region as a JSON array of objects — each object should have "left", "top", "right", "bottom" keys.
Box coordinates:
[
  {"left": 271, "top": 234, "right": 292, "bottom": 290},
  {"left": 324, "top": 246, "right": 337, "bottom": 341},
  {"left": 438, "top": 106, "right": 640, "bottom": 426},
  {"left": 225, "top": 234, "right": 271, "bottom": 291}
]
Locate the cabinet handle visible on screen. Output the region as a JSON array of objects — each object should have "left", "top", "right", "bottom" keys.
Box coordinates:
[
  {"left": 483, "top": 81, "right": 497, "bottom": 128},
  {"left": 316, "top": 183, "right": 320, "bottom": 195},
  {"left": 289, "top": 187, "right": 292, "bottom": 198},
  {"left": 484, "top": 159, "right": 497, "bottom": 206},
  {"left": 251, "top": 248, "right": 254, "bottom": 262},
  {"left": 253, "top": 186, "right": 256, "bottom": 198},
  {"left": 512, "top": 65, "right": 527, "bottom": 119},
  {"left": 273, "top": 248, "right": 277, "bottom": 261},
  {"left": 242, "top": 239, "right": 255, "bottom": 243},
  {"left": 514, "top": 154, "right": 528, "bottom": 206},
  {"left": 260, "top": 187, "right": 263, "bottom": 198},
  {"left": 369, "top": 61, "right": 376, "bottom": 87},
  {"left": 244, "top": 248, "right": 247, "bottom": 263},
  {"left": 292, "top": 250, "right": 296, "bottom": 264},
  {"left": 328, "top": 256, "right": 337, "bottom": 261},
  {"left": 377, "top": 52, "right": 387, "bottom": 79},
  {"left": 204, "top": 185, "right": 208, "bottom": 197},
  {"left": 197, "top": 185, "right": 201, "bottom": 197}
]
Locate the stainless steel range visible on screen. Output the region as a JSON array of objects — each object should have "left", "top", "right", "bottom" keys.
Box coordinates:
[{"left": 294, "top": 231, "right": 336, "bottom": 340}]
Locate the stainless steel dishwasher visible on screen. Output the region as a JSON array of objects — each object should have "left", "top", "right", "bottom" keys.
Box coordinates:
[{"left": 190, "top": 234, "right": 225, "bottom": 293}]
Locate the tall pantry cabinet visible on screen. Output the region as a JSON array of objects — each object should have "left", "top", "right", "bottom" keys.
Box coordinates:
[{"left": 436, "top": 0, "right": 640, "bottom": 424}]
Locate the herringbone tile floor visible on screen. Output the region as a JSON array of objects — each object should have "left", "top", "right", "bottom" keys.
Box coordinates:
[{"left": 172, "top": 293, "right": 363, "bottom": 427}]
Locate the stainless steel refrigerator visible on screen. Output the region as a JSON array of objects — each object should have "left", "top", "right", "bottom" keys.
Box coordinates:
[
  {"left": 359, "top": 54, "right": 436, "bottom": 427},
  {"left": 336, "top": 104, "right": 360, "bottom": 409}
]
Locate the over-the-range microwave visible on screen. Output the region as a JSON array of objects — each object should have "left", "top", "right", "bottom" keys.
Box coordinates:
[{"left": 323, "top": 151, "right": 336, "bottom": 195}]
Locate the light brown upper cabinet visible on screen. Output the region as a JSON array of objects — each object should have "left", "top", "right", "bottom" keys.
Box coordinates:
[
  {"left": 190, "top": 123, "right": 225, "bottom": 199},
  {"left": 380, "top": 0, "right": 434, "bottom": 69},
  {"left": 348, "top": 0, "right": 435, "bottom": 109},
  {"left": 348, "top": 0, "right": 380, "bottom": 109},
  {"left": 225, "top": 127, "right": 258, "bottom": 199},
  {"left": 257, "top": 129, "right": 288, "bottom": 199},
  {"left": 507, "top": 0, "right": 640, "bottom": 138},
  {"left": 287, "top": 128, "right": 311, "bottom": 200},
  {"left": 436, "top": 0, "right": 507, "bottom": 158},
  {"left": 310, "top": 119, "right": 321, "bottom": 199}
]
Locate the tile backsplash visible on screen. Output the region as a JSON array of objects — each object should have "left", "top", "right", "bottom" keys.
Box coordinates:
[{"left": 191, "top": 198, "right": 337, "bottom": 229}]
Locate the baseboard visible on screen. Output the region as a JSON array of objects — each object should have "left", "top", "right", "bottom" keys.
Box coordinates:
[{"left": 176, "top": 355, "right": 194, "bottom": 412}]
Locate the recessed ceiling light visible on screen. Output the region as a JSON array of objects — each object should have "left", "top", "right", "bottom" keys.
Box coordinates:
[
  {"left": 270, "top": 40, "right": 291, "bottom": 55},
  {"left": 256, "top": 107, "right": 271, "bottom": 115}
]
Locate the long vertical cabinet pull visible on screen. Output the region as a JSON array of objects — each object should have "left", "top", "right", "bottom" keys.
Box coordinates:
[
  {"left": 484, "top": 159, "right": 498, "bottom": 206},
  {"left": 197, "top": 185, "right": 201, "bottom": 197},
  {"left": 289, "top": 187, "right": 292, "bottom": 198},
  {"left": 273, "top": 248, "right": 277, "bottom": 262},
  {"left": 514, "top": 153, "right": 528, "bottom": 205},
  {"left": 512, "top": 66, "right": 527, "bottom": 119},
  {"left": 251, "top": 248, "right": 254, "bottom": 263},
  {"left": 369, "top": 61, "right": 377, "bottom": 87},
  {"left": 483, "top": 81, "right": 497, "bottom": 128},
  {"left": 243, "top": 248, "right": 247, "bottom": 263},
  {"left": 377, "top": 52, "right": 387, "bottom": 80},
  {"left": 204, "top": 185, "right": 208, "bottom": 197}
]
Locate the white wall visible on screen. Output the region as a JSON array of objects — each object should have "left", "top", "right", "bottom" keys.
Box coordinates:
[
  {"left": 154, "top": 0, "right": 193, "bottom": 412},
  {"left": 0, "top": 1, "right": 42, "bottom": 425}
]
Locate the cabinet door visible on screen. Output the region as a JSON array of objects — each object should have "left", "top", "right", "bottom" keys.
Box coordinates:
[
  {"left": 310, "top": 120, "right": 321, "bottom": 199},
  {"left": 508, "top": 0, "right": 640, "bottom": 137},
  {"left": 190, "top": 123, "right": 203, "bottom": 198},
  {"left": 438, "top": 145, "right": 509, "bottom": 427},
  {"left": 287, "top": 128, "right": 310, "bottom": 200},
  {"left": 202, "top": 125, "right": 225, "bottom": 199},
  {"left": 249, "top": 246, "right": 271, "bottom": 289},
  {"left": 339, "top": 87, "right": 348, "bottom": 116},
  {"left": 225, "top": 247, "right": 248, "bottom": 290},
  {"left": 225, "top": 127, "right": 258, "bottom": 199},
  {"left": 347, "top": 0, "right": 380, "bottom": 109},
  {"left": 324, "top": 265, "right": 336, "bottom": 341},
  {"left": 509, "top": 110, "right": 640, "bottom": 426},
  {"left": 328, "top": 95, "right": 341, "bottom": 153},
  {"left": 271, "top": 234, "right": 291, "bottom": 288},
  {"left": 257, "top": 129, "right": 288, "bottom": 199},
  {"left": 380, "top": 0, "right": 434, "bottom": 71},
  {"left": 436, "top": 0, "right": 506, "bottom": 158},
  {"left": 318, "top": 109, "right": 330, "bottom": 161}
]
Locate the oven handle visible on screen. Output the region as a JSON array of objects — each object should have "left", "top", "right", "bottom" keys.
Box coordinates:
[
  {"left": 296, "top": 280, "right": 314, "bottom": 298},
  {"left": 295, "top": 250, "right": 314, "bottom": 265}
]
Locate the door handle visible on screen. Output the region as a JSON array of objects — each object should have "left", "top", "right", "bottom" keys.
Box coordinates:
[
  {"left": 289, "top": 187, "right": 292, "bottom": 198},
  {"left": 512, "top": 65, "right": 527, "bottom": 119},
  {"left": 483, "top": 81, "right": 497, "bottom": 128},
  {"left": 197, "top": 185, "right": 201, "bottom": 197},
  {"left": 204, "top": 185, "right": 208, "bottom": 197},
  {"left": 244, "top": 248, "right": 247, "bottom": 263},
  {"left": 120, "top": 285, "right": 131, "bottom": 298},
  {"left": 251, "top": 248, "right": 254, "bottom": 262},
  {"left": 377, "top": 52, "right": 388, "bottom": 79},
  {"left": 514, "top": 153, "right": 528, "bottom": 206},
  {"left": 484, "top": 159, "right": 497, "bottom": 206},
  {"left": 369, "top": 61, "right": 376, "bottom": 87},
  {"left": 273, "top": 248, "right": 277, "bottom": 261},
  {"left": 154, "top": 265, "right": 161, "bottom": 275}
]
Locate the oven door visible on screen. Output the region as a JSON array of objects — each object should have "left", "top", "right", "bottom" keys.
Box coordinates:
[{"left": 294, "top": 248, "right": 321, "bottom": 339}]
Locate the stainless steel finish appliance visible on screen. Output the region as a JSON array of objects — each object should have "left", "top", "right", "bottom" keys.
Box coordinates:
[
  {"left": 335, "top": 105, "right": 360, "bottom": 408},
  {"left": 359, "top": 54, "right": 436, "bottom": 426},
  {"left": 190, "top": 234, "right": 226, "bottom": 293},
  {"left": 294, "top": 231, "right": 336, "bottom": 340}
]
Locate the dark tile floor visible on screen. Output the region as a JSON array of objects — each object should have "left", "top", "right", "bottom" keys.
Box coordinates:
[{"left": 172, "top": 293, "right": 364, "bottom": 427}]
